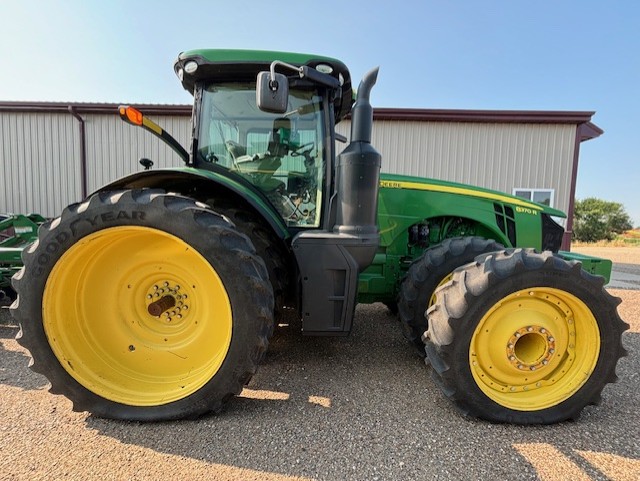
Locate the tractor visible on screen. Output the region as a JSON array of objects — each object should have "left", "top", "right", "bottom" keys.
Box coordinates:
[{"left": 11, "top": 50, "right": 627, "bottom": 424}]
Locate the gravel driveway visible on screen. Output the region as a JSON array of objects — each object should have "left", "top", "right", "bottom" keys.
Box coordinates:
[{"left": 1, "top": 248, "right": 638, "bottom": 480}]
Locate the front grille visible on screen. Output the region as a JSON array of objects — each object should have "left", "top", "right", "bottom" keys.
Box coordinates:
[
  {"left": 494, "top": 203, "right": 517, "bottom": 246},
  {"left": 541, "top": 214, "right": 564, "bottom": 252}
]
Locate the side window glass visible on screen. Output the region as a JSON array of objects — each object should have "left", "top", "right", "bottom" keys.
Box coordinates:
[{"left": 198, "top": 84, "right": 325, "bottom": 227}]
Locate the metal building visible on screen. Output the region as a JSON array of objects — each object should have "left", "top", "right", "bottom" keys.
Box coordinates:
[{"left": 0, "top": 101, "right": 601, "bottom": 244}]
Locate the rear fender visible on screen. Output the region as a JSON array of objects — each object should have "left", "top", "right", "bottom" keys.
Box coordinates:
[{"left": 94, "top": 168, "right": 290, "bottom": 240}]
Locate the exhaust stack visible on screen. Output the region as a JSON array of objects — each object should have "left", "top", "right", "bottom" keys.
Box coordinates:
[{"left": 334, "top": 67, "right": 381, "bottom": 243}]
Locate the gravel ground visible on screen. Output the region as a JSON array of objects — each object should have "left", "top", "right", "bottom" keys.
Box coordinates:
[{"left": 1, "top": 248, "right": 638, "bottom": 481}]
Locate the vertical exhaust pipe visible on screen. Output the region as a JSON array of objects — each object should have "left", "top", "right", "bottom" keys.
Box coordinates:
[
  {"left": 292, "top": 67, "right": 382, "bottom": 335},
  {"left": 334, "top": 67, "right": 381, "bottom": 244}
]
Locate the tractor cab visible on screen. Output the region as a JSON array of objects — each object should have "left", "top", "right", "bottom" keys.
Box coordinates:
[
  {"left": 174, "top": 50, "right": 353, "bottom": 229},
  {"left": 197, "top": 82, "right": 325, "bottom": 226}
]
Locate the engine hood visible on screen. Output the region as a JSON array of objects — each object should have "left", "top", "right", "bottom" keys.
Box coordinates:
[{"left": 379, "top": 173, "right": 567, "bottom": 218}]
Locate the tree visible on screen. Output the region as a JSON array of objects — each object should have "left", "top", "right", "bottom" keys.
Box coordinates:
[{"left": 573, "top": 198, "right": 633, "bottom": 242}]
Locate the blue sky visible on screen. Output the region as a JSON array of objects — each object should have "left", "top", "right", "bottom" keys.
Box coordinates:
[{"left": 1, "top": 1, "right": 638, "bottom": 225}]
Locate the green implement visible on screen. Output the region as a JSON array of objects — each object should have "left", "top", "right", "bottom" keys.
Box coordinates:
[{"left": 1, "top": 214, "right": 44, "bottom": 301}]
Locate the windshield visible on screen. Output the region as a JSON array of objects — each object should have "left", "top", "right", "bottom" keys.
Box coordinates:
[{"left": 198, "top": 82, "right": 325, "bottom": 227}]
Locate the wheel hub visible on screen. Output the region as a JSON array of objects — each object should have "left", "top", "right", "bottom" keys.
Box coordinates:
[
  {"left": 506, "top": 325, "right": 556, "bottom": 371},
  {"left": 145, "top": 281, "right": 190, "bottom": 322}
]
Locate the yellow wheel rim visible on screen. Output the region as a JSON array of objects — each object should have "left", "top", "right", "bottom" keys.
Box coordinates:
[
  {"left": 43, "top": 226, "right": 232, "bottom": 406},
  {"left": 469, "top": 287, "right": 600, "bottom": 411}
]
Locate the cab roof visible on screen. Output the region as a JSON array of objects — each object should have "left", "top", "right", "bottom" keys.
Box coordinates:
[{"left": 174, "top": 49, "right": 353, "bottom": 122}]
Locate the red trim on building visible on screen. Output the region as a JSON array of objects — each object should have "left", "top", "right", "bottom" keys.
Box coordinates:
[{"left": 0, "top": 101, "right": 192, "bottom": 116}]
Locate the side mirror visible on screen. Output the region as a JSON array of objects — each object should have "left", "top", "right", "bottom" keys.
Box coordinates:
[{"left": 257, "top": 71, "right": 289, "bottom": 113}]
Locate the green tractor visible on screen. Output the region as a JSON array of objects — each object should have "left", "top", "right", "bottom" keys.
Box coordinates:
[{"left": 11, "top": 50, "right": 627, "bottom": 424}]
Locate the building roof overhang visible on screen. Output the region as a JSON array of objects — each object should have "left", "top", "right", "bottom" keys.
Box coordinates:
[{"left": 0, "top": 101, "right": 603, "bottom": 141}]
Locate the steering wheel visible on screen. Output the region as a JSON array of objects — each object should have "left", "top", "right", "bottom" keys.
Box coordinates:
[{"left": 290, "top": 142, "right": 314, "bottom": 157}]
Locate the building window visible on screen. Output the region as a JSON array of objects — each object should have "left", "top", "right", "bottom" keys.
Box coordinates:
[{"left": 513, "top": 188, "right": 554, "bottom": 207}]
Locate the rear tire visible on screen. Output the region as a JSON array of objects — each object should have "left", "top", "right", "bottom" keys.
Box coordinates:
[
  {"left": 425, "top": 249, "right": 628, "bottom": 424},
  {"left": 209, "top": 203, "right": 291, "bottom": 323},
  {"left": 12, "top": 189, "right": 274, "bottom": 421},
  {"left": 398, "top": 237, "right": 504, "bottom": 355}
]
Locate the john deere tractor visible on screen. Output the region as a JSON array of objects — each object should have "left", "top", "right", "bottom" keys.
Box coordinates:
[{"left": 12, "top": 50, "right": 627, "bottom": 424}]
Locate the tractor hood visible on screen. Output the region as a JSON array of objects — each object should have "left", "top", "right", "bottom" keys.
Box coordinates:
[{"left": 379, "top": 173, "right": 567, "bottom": 218}]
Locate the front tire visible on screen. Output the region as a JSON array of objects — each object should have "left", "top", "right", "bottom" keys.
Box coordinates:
[
  {"left": 398, "top": 237, "right": 504, "bottom": 355},
  {"left": 12, "top": 190, "right": 274, "bottom": 421},
  {"left": 425, "top": 249, "right": 628, "bottom": 424}
]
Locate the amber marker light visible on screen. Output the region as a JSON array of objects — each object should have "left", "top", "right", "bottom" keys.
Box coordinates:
[{"left": 118, "top": 105, "right": 143, "bottom": 126}]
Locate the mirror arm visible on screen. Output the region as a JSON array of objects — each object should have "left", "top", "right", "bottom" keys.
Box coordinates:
[
  {"left": 269, "top": 61, "right": 341, "bottom": 90},
  {"left": 269, "top": 60, "right": 303, "bottom": 84}
]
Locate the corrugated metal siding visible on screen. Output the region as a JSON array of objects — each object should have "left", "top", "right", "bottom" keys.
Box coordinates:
[
  {"left": 1, "top": 112, "right": 81, "bottom": 217},
  {"left": 337, "top": 120, "right": 576, "bottom": 214},
  {"left": 2, "top": 110, "right": 576, "bottom": 218},
  {"left": 85, "top": 114, "right": 191, "bottom": 191}
]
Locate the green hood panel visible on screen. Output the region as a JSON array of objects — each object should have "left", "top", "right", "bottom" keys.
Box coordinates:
[{"left": 379, "top": 173, "right": 566, "bottom": 218}]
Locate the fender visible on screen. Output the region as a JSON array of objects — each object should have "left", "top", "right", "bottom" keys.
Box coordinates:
[{"left": 94, "top": 167, "right": 290, "bottom": 240}]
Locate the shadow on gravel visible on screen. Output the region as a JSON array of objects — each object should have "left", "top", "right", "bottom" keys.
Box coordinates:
[
  {"left": 0, "top": 325, "right": 49, "bottom": 391},
  {"left": 83, "top": 305, "right": 640, "bottom": 481}
]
